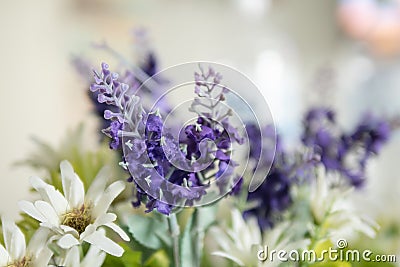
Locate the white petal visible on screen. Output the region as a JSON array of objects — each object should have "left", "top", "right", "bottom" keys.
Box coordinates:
[
  {"left": 59, "top": 225, "right": 79, "bottom": 236},
  {"left": 39, "top": 222, "right": 61, "bottom": 234},
  {"left": 31, "top": 245, "right": 53, "bottom": 267},
  {"left": 1, "top": 217, "right": 14, "bottom": 253},
  {"left": 1, "top": 217, "right": 26, "bottom": 260},
  {"left": 86, "top": 166, "right": 110, "bottom": 205},
  {"left": 69, "top": 174, "right": 85, "bottom": 208},
  {"left": 63, "top": 246, "right": 80, "bottom": 267},
  {"left": 94, "top": 213, "right": 117, "bottom": 226},
  {"left": 30, "top": 176, "right": 68, "bottom": 215},
  {"left": 92, "top": 181, "right": 125, "bottom": 218},
  {"left": 18, "top": 200, "right": 46, "bottom": 222},
  {"left": 9, "top": 223, "right": 26, "bottom": 260},
  {"left": 60, "top": 160, "right": 85, "bottom": 207},
  {"left": 26, "top": 227, "right": 53, "bottom": 267},
  {"left": 104, "top": 222, "right": 130, "bottom": 241},
  {"left": 29, "top": 176, "right": 52, "bottom": 202},
  {"left": 83, "top": 230, "right": 124, "bottom": 257},
  {"left": 211, "top": 251, "right": 245, "bottom": 266},
  {"left": 60, "top": 161, "right": 74, "bottom": 202},
  {"left": 34, "top": 200, "right": 59, "bottom": 226},
  {"left": 0, "top": 244, "right": 10, "bottom": 266},
  {"left": 81, "top": 245, "right": 106, "bottom": 267},
  {"left": 57, "top": 234, "right": 80, "bottom": 249},
  {"left": 26, "top": 227, "right": 50, "bottom": 256},
  {"left": 80, "top": 224, "right": 97, "bottom": 241}
]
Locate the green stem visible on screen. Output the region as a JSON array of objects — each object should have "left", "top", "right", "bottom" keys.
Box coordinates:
[
  {"left": 168, "top": 213, "right": 181, "bottom": 267},
  {"left": 194, "top": 208, "right": 204, "bottom": 267}
]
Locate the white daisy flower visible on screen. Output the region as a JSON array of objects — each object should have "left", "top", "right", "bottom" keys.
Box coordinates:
[
  {"left": 309, "top": 165, "right": 378, "bottom": 241},
  {"left": 49, "top": 239, "right": 106, "bottom": 267},
  {"left": 18, "top": 160, "right": 130, "bottom": 257},
  {"left": 211, "top": 209, "right": 262, "bottom": 266},
  {"left": 210, "top": 209, "right": 308, "bottom": 267},
  {"left": 0, "top": 217, "right": 52, "bottom": 267}
]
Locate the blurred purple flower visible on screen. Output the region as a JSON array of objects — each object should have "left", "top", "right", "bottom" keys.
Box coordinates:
[
  {"left": 302, "top": 107, "right": 393, "bottom": 187},
  {"left": 350, "top": 113, "right": 391, "bottom": 155},
  {"left": 242, "top": 105, "right": 395, "bottom": 229},
  {"left": 245, "top": 169, "right": 292, "bottom": 229},
  {"left": 244, "top": 123, "right": 295, "bottom": 229}
]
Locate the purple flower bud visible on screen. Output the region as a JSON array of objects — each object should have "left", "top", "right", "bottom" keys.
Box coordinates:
[
  {"left": 97, "top": 94, "right": 113, "bottom": 104},
  {"left": 111, "top": 72, "right": 119, "bottom": 80},
  {"left": 101, "top": 62, "right": 110, "bottom": 74},
  {"left": 104, "top": 110, "right": 124, "bottom": 123}
]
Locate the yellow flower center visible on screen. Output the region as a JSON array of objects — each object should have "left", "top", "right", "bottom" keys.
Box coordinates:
[
  {"left": 62, "top": 204, "right": 92, "bottom": 235},
  {"left": 8, "top": 257, "right": 31, "bottom": 267}
]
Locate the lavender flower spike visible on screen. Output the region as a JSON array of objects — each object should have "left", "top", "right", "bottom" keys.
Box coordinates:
[{"left": 90, "top": 63, "right": 143, "bottom": 149}]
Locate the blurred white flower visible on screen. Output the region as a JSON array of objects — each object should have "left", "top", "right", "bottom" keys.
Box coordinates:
[
  {"left": 260, "top": 222, "right": 309, "bottom": 267},
  {"left": 310, "top": 166, "right": 378, "bottom": 241},
  {"left": 211, "top": 208, "right": 307, "bottom": 267},
  {"left": 211, "top": 209, "right": 261, "bottom": 266},
  {"left": 0, "top": 217, "right": 52, "bottom": 267},
  {"left": 18, "top": 160, "right": 130, "bottom": 257}
]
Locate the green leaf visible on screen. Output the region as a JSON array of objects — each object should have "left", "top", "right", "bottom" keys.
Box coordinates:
[
  {"left": 129, "top": 235, "right": 157, "bottom": 263},
  {"left": 310, "top": 262, "right": 352, "bottom": 267},
  {"left": 144, "top": 249, "right": 170, "bottom": 267},
  {"left": 103, "top": 254, "right": 125, "bottom": 267},
  {"left": 127, "top": 214, "right": 170, "bottom": 250},
  {"left": 180, "top": 214, "right": 195, "bottom": 267},
  {"left": 120, "top": 244, "right": 142, "bottom": 267},
  {"left": 194, "top": 205, "right": 217, "bottom": 230},
  {"left": 193, "top": 206, "right": 217, "bottom": 266},
  {"left": 174, "top": 207, "right": 217, "bottom": 267},
  {"left": 103, "top": 243, "right": 142, "bottom": 267},
  {"left": 352, "top": 262, "right": 395, "bottom": 267}
]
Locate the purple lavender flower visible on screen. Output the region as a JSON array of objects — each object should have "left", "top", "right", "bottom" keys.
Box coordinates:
[
  {"left": 302, "top": 107, "right": 393, "bottom": 187},
  {"left": 141, "top": 52, "right": 158, "bottom": 77},
  {"left": 89, "top": 63, "right": 130, "bottom": 150},
  {"left": 350, "top": 113, "right": 391, "bottom": 155},
  {"left": 302, "top": 107, "right": 343, "bottom": 171},
  {"left": 244, "top": 123, "right": 294, "bottom": 229},
  {"left": 130, "top": 115, "right": 213, "bottom": 213},
  {"left": 90, "top": 63, "right": 243, "bottom": 215},
  {"left": 108, "top": 120, "right": 123, "bottom": 150},
  {"left": 245, "top": 169, "right": 292, "bottom": 229},
  {"left": 243, "top": 107, "right": 395, "bottom": 229},
  {"left": 133, "top": 28, "right": 159, "bottom": 78},
  {"left": 72, "top": 49, "right": 165, "bottom": 146}
]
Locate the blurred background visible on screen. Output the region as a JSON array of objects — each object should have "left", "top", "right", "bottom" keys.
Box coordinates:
[{"left": 0, "top": 0, "right": 399, "bottom": 227}]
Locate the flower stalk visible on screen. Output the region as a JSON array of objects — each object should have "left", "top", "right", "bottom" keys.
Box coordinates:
[
  {"left": 193, "top": 208, "right": 205, "bottom": 267},
  {"left": 168, "top": 213, "right": 181, "bottom": 267}
]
